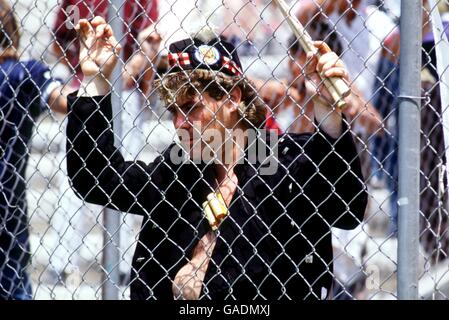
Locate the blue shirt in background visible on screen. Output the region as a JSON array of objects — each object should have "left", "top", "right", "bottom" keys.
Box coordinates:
[{"left": 0, "top": 58, "right": 61, "bottom": 299}]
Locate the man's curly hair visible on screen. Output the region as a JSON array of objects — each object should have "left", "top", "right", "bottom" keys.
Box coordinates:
[{"left": 155, "top": 69, "right": 267, "bottom": 129}]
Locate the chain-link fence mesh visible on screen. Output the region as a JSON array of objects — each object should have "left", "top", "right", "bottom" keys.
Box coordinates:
[{"left": 1, "top": 0, "right": 449, "bottom": 300}]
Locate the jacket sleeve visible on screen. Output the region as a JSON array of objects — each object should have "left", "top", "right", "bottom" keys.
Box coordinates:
[
  {"left": 65, "top": 92, "right": 168, "bottom": 216},
  {"left": 298, "top": 120, "right": 368, "bottom": 230}
]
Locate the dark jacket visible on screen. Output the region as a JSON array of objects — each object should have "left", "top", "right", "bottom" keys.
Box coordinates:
[{"left": 66, "top": 92, "right": 367, "bottom": 300}]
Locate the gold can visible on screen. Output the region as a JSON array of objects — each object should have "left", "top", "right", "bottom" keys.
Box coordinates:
[
  {"left": 207, "top": 193, "right": 228, "bottom": 221},
  {"left": 202, "top": 200, "right": 219, "bottom": 231}
]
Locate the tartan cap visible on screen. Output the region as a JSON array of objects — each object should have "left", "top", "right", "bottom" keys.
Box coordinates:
[{"left": 167, "top": 37, "right": 243, "bottom": 77}]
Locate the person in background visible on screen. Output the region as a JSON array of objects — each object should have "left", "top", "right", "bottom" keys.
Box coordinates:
[
  {"left": 52, "top": 0, "right": 159, "bottom": 90},
  {"left": 0, "top": 0, "right": 70, "bottom": 299},
  {"left": 295, "top": 0, "right": 383, "bottom": 102},
  {"left": 372, "top": 1, "right": 449, "bottom": 264},
  {"left": 50, "top": 0, "right": 161, "bottom": 284},
  {"left": 255, "top": 23, "right": 382, "bottom": 153},
  {"left": 253, "top": 17, "right": 382, "bottom": 301}
]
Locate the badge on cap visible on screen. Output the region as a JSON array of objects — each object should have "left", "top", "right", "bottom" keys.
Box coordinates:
[{"left": 194, "top": 45, "right": 221, "bottom": 65}]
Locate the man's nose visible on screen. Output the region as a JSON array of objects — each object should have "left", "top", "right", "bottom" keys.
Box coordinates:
[{"left": 173, "top": 113, "right": 191, "bottom": 130}]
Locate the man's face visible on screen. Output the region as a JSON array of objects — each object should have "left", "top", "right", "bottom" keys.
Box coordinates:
[{"left": 170, "top": 87, "right": 243, "bottom": 162}]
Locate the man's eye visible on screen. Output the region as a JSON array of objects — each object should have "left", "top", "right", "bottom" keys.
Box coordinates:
[
  {"left": 181, "top": 104, "right": 196, "bottom": 114},
  {"left": 167, "top": 104, "right": 176, "bottom": 114},
  {"left": 188, "top": 102, "right": 204, "bottom": 111}
]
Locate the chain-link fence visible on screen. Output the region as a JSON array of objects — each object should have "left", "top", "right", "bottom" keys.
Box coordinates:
[{"left": 1, "top": 0, "right": 449, "bottom": 300}]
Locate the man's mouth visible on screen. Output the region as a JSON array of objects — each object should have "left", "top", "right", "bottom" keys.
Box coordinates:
[{"left": 181, "top": 137, "right": 198, "bottom": 148}]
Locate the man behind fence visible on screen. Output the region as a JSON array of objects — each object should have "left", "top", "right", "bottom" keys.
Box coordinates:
[{"left": 66, "top": 16, "right": 367, "bottom": 300}]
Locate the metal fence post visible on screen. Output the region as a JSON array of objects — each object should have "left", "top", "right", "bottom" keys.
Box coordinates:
[
  {"left": 102, "top": 0, "right": 124, "bottom": 300},
  {"left": 397, "top": 0, "right": 422, "bottom": 300}
]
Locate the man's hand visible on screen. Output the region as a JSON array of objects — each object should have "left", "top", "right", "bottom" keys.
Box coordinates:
[
  {"left": 76, "top": 16, "right": 121, "bottom": 80},
  {"left": 76, "top": 16, "right": 121, "bottom": 96},
  {"left": 304, "top": 41, "right": 350, "bottom": 138},
  {"left": 304, "top": 41, "right": 349, "bottom": 106}
]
